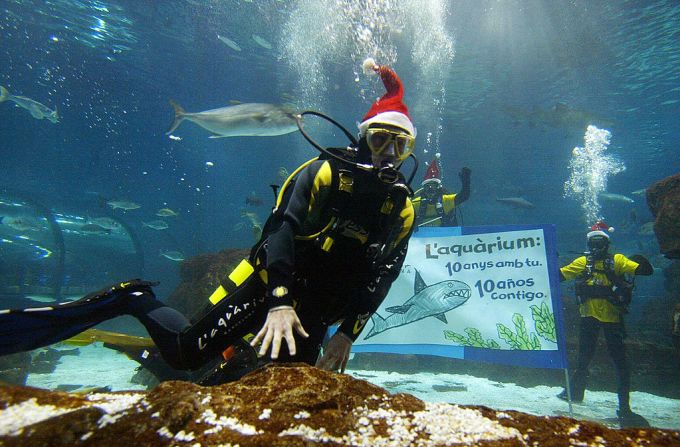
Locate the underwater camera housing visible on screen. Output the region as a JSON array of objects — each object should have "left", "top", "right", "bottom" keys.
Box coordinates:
[{"left": 294, "top": 110, "right": 418, "bottom": 188}]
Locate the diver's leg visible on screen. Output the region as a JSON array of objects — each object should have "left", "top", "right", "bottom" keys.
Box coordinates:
[
  {"left": 603, "top": 322, "right": 631, "bottom": 413},
  {"left": 562, "top": 316, "right": 599, "bottom": 401},
  {"left": 0, "top": 280, "right": 158, "bottom": 356},
  {"left": 123, "top": 291, "right": 191, "bottom": 370},
  {"left": 173, "top": 277, "right": 268, "bottom": 369}
]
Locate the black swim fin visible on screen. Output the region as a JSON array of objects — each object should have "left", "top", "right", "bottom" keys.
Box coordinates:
[
  {"left": 617, "top": 409, "right": 650, "bottom": 429},
  {"left": 0, "top": 279, "right": 157, "bottom": 356}
]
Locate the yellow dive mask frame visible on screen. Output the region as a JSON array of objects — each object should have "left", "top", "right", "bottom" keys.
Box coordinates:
[{"left": 365, "top": 127, "right": 415, "bottom": 161}]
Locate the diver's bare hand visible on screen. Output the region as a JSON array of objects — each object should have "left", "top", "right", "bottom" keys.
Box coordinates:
[
  {"left": 251, "top": 306, "right": 308, "bottom": 360},
  {"left": 316, "top": 331, "right": 353, "bottom": 373}
]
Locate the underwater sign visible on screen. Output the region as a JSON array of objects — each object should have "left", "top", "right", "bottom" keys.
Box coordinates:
[{"left": 353, "top": 224, "right": 567, "bottom": 369}]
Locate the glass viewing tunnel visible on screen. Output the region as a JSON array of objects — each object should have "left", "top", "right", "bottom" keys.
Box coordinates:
[{"left": 0, "top": 190, "right": 144, "bottom": 304}]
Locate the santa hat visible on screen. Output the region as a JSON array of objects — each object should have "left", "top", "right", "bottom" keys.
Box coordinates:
[
  {"left": 587, "top": 220, "right": 615, "bottom": 240},
  {"left": 358, "top": 60, "right": 416, "bottom": 137},
  {"left": 422, "top": 154, "right": 442, "bottom": 186}
]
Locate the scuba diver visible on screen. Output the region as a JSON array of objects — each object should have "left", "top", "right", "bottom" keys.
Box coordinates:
[
  {"left": 557, "top": 221, "right": 653, "bottom": 428},
  {"left": 0, "top": 60, "right": 417, "bottom": 383},
  {"left": 412, "top": 153, "right": 471, "bottom": 227}
]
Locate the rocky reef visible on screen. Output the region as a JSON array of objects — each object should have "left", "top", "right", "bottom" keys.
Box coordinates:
[
  {"left": 1, "top": 364, "right": 679, "bottom": 447},
  {"left": 647, "top": 173, "right": 680, "bottom": 260}
]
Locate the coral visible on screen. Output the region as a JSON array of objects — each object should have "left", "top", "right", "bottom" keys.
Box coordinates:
[{"left": 1, "top": 364, "right": 679, "bottom": 446}]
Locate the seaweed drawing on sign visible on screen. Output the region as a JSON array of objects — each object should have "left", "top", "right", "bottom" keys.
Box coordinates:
[
  {"left": 530, "top": 302, "right": 557, "bottom": 343},
  {"left": 363, "top": 269, "right": 471, "bottom": 339},
  {"left": 497, "top": 313, "right": 542, "bottom": 350},
  {"left": 443, "top": 328, "right": 501, "bottom": 349},
  {"left": 443, "top": 301, "right": 557, "bottom": 350}
]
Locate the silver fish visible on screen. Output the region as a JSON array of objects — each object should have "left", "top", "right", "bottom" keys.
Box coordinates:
[
  {"left": 364, "top": 270, "right": 470, "bottom": 339},
  {"left": 88, "top": 217, "right": 122, "bottom": 231},
  {"left": 217, "top": 34, "right": 241, "bottom": 52},
  {"left": 166, "top": 100, "right": 298, "bottom": 138},
  {"left": 156, "top": 208, "right": 179, "bottom": 217},
  {"left": 0, "top": 86, "right": 59, "bottom": 123},
  {"left": 496, "top": 197, "right": 536, "bottom": 209},
  {"left": 107, "top": 200, "right": 141, "bottom": 211},
  {"left": 160, "top": 250, "right": 185, "bottom": 262},
  {"left": 252, "top": 34, "right": 272, "bottom": 49},
  {"left": 142, "top": 220, "right": 169, "bottom": 230},
  {"left": 79, "top": 224, "right": 111, "bottom": 235},
  {"left": 599, "top": 192, "right": 635, "bottom": 204}
]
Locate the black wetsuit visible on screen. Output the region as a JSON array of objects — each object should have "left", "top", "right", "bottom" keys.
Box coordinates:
[{"left": 25, "top": 159, "right": 415, "bottom": 372}]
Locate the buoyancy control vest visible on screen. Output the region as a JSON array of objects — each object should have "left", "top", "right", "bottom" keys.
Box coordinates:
[
  {"left": 250, "top": 152, "right": 412, "bottom": 271},
  {"left": 574, "top": 254, "right": 635, "bottom": 310}
]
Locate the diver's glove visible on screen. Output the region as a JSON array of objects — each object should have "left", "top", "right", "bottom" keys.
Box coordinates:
[
  {"left": 251, "top": 305, "right": 309, "bottom": 360},
  {"left": 629, "top": 254, "right": 653, "bottom": 275},
  {"left": 316, "top": 331, "right": 353, "bottom": 373},
  {"left": 459, "top": 167, "right": 471, "bottom": 186}
]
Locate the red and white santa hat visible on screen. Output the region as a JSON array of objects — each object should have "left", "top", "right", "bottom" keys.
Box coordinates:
[
  {"left": 422, "top": 153, "right": 442, "bottom": 186},
  {"left": 587, "top": 220, "right": 615, "bottom": 240},
  {"left": 358, "top": 60, "right": 416, "bottom": 137}
]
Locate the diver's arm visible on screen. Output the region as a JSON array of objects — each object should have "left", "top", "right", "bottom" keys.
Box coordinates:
[
  {"left": 628, "top": 254, "right": 653, "bottom": 276},
  {"left": 253, "top": 161, "right": 325, "bottom": 358},
  {"left": 265, "top": 160, "right": 325, "bottom": 308},
  {"left": 455, "top": 167, "right": 471, "bottom": 205}
]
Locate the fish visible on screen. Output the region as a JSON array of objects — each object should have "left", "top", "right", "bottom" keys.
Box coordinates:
[
  {"left": 217, "top": 34, "right": 241, "bottom": 51},
  {"left": 160, "top": 250, "right": 185, "bottom": 262},
  {"left": 156, "top": 208, "right": 179, "bottom": 217},
  {"left": 240, "top": 210, "right": 261, "bottom": 226},
  {"left": 79, "top": 223, "right": 111, "bottom": 235},
  {"left": 142, "top": 220, "right": 169, "bottom": 230},
  {"left": 638, "top": 221, "right": 655, "bottom": 236},
  {"left": 252, "top": 223, "right": 262, "bottom": 240},
  {"left": 166, "top": 100, "right": 298, "bottom": 138},
  {"left": 88, "top": 217, "right": 122, "bottom": 231},
  {"left": 502, "top": 102, "right": 613, "bottom": 130},
  {"left": 107, "top": 200, "right": 141, "bottom": 211},
  {"left": 252, "top": 34, "right": 272, "bottom": 49},
  {"left": 0, "top": 215, "right": 44, "bottom": 232},
  {"left": 599, "top": 192, "right": 635, "bottom": 204},
  {"left": 245, "top": 191, "right": 264, "bottom": 206},
  {"left": 364, "top": 269, "right": 470, "bottom": 339},
  {"left": 0, "top": 86, "right": 59, "bottom": 123},
  {"left": 496, "top": 197, "right": 535, "bottom": 209},
  {"left": 631, "top": 188, "right": 646, "bottom": 196},
  {"left": 277, "top": 166, "right": 290, "bottom": 184}
]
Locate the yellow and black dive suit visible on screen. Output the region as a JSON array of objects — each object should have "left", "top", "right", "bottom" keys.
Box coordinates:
[
  {"left": 0, "top": 157, "right": 414, "bottom": 377},
  {"left": 249, "top": 157, "right": 414, "bottom": 362},
  {"left": 558, "top": 252, "right": 652, "bottom": 413},
  {"left": 412, "top": 168, "right": 470, "bottom": 227}
]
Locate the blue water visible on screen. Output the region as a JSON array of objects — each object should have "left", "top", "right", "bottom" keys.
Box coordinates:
[{"left": 0, "top": 0, "right": 678, "bottom": 404}]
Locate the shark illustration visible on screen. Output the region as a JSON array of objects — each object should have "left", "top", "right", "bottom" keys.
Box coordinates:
[{"left": 364, "top": 270, "right": 470, "bottom": 339}]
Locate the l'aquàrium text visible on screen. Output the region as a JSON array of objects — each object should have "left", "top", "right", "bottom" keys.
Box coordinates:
[{"left": 424, "top": 235, "right": 542, "bottom": 259}]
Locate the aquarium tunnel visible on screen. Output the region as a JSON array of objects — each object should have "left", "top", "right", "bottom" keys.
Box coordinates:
[{"left": 0, "top": 189, "right": 144, "bottom": 304}]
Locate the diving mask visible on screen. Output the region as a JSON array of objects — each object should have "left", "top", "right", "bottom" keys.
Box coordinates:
[
  {"left": 365, "top": 127, "right": 415, "bottom": 161},
  {"left": 588, "top": 235, "right": 609, "bottom": 252}
]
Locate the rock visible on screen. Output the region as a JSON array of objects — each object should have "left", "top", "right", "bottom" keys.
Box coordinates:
[
  {"left": 1, "top": 364, "right": 679, "bottom": 446},
  {"left": 646, "top": 173, "right": 680, "bottom": 259}
]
